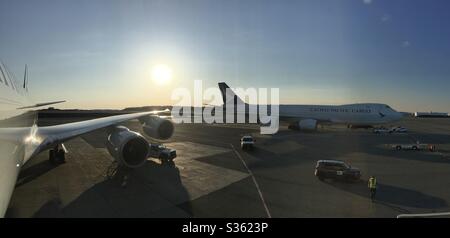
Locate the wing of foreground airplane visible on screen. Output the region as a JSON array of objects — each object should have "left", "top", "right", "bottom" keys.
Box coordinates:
[
  {"left": 26, "top": 109, "right": 170, "bottom": 158},
  {"left": 34, "top": 110, "right": 169, "bottom": 153},
  {"left": 0, "top": 109, "right": 172, "bottom": 162}
]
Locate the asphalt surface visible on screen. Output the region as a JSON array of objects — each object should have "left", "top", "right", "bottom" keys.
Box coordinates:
[{"left": 6, "top": 117, "right": 450, "bottom": 217}]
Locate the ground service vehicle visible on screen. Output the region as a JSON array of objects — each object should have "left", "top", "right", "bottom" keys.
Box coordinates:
[
  {"left": 148, "top": 144, "right": 177, "bottom": 163},
  {"left": 373, "top": 127, "right": 390, "bottom": 134},
  {"left": 314, "top": 160, "right": 361, "bottom": 181},
  {"left": 390, "top": 126, "right": 408, "bottom": 133},
  {"left": 392, "top": 143, "right": 436, "bottom": 151},
  {"left": 240, "top": 136, "right": 255, "bottom": 150}
]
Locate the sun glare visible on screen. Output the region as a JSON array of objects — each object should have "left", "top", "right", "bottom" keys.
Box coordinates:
[{"left": 151, "top": 64, "right": 173, "bottom": 85}]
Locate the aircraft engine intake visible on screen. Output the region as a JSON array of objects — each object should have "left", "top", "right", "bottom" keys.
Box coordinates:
[{"left": 106, "top": 126, "right": 149, "bottom": 168}]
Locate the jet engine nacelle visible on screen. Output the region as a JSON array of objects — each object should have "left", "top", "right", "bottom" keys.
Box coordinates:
[
  {"left": 140, "top": 116, "right": 174, "bottom": 140},
  {"left": 298, "top": 119, "right": 317, "bottom": 131},
  {"left": 106, "top": 126, "right": 149, "bottom": 168},
  {"left": 289, "top": 119, "right": 317, "bottom": 131}
]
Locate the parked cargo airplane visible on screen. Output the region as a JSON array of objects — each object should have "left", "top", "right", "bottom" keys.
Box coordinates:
[
  {"left": 0, "top": 62, "right": 174, "bottom": 217},
  {"left": 218, "top": 82, "right": 403, "bottom": 130}
]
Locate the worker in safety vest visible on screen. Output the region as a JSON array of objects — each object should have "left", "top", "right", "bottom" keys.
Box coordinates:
[{"left": 368, "top": 176, "right": 377, "bottom": 202}]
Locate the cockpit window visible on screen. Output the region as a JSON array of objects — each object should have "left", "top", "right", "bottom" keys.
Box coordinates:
[{"left": 385, "top": 105, "right": 391, "bottom": 109}]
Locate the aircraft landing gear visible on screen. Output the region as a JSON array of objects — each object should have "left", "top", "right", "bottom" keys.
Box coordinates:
[
  {"left": 288, "top": 123, "right": 300, "bottom": 130},
  {"left": 104, "top": 162, "right": 131, "bottom": 188},
  {"left": 49, "top": 144, "right": 66, "bottom": 165}
]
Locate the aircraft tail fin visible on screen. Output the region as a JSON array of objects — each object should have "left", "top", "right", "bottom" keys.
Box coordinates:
[{"left": 218, "top": 82, "right": 246, "bottom": 106}]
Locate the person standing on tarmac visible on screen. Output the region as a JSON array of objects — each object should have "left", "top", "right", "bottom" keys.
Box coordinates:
[{"left": 368, "top": 176, "right": 377, "bottom": 202}]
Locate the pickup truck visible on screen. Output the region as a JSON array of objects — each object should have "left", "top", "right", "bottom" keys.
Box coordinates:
[{"left": 392, "top": 142, "right": 436, "bottom": 151}]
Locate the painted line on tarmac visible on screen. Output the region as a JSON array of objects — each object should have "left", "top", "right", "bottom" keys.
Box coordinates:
[
  {"left": 397, "top": 212, "right": 450, "bottom": 218},
  {"left": 230, "top": 144, "right": 272, "bottom": 218}
]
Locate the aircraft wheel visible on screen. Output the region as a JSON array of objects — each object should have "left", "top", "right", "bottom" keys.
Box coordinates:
[{"left": 49, "top": 149, "right": 66, "bottom": 165}]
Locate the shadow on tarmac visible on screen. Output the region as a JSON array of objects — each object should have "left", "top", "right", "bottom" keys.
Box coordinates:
[
  {"left": 32, "top": 160, "right": 192, "bottom": 217},
  {"left": 326, "top": 180, "right": 447, "bottom": 209},
  {"left": 240, "top": 146, "right": 311, "bottom": 170}
]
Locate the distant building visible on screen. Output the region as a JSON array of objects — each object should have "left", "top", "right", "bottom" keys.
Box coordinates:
[{"left": 414, "top": 112, "right": 449, "bottom": 118}]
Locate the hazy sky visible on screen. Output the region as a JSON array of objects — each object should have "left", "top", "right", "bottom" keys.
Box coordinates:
[{"left": 1, "top": 0, "right": 449, "bottom": 112}]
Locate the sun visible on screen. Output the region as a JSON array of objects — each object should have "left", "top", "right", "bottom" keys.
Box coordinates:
[{"left": 151, "top": 64, "right": 173, "bottom": 85}]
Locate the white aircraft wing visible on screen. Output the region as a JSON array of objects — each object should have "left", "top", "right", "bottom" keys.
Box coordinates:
[
  {"left": 0, "top": 109, "right": 170, "bottom": 159},
  {"left": 31, "top": 109, "right": 169, "bottom": 157}
]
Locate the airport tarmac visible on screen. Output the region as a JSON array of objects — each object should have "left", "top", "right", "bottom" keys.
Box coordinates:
[{"left": 6, "top": 117, "right": 450, "bottom": 217}]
